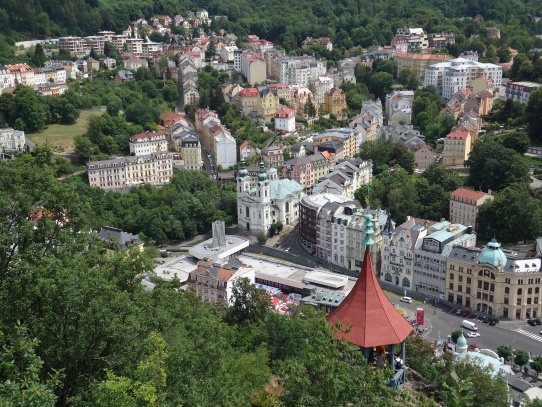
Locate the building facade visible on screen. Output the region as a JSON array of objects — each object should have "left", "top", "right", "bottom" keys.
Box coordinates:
[
  {"left": 505, "top": 81, "right": 542, "bottom": 104},
  {"left": 0, "top": 128, "right": 25, "bottom": 151},
  {"left": 446, "top": 240, "right": 542, "bottom": 320},
  {"left": 449, "top": 188, "right": 494, "bottom": 231},
  {"left": 129, "top": 132, "right": 168, "bottom": 156},
  {"left": 86, "top": 153, "right": 173, "bottom": 190}
]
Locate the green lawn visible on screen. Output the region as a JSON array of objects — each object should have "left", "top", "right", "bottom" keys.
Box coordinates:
[{"left": 27, "top": 108, "right": 105, "bottom": 151}]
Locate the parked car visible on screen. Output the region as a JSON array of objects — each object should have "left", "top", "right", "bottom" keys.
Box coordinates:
[
  {"left": 528, "top": 319, "right": 537, "bottom": 326},
  {"left": 489, "top": 318, "right": 500, "bottom": 326},
  {"left": 461, "top": 310, "right": 471, "bottom": 317},
  {"left": 467, "top": 332, "right": 480, "bottom": 338},
  {"left": 455, "top": 309, "right": 463, "bottom": 315},
  {"left": 284, "top": 247, "right": 292, "bottom": 252},
  {"left": 400, "top": 296, "right": 413, "bottom": 304},
  {"left": 481, "top": 316, "right": 489, "bottom": 323},
  {"left": 535, "top": 319, "right": 542, "bottom": 325}
]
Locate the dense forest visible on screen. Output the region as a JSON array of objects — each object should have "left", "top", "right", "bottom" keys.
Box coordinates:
[{"left": 1, "top": 0, "right": 542, "bottom": 49}]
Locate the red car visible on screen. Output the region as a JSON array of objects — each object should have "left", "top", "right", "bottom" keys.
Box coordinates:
[{"left": 461, "top": 310, "right": 471, "bottom": 317}]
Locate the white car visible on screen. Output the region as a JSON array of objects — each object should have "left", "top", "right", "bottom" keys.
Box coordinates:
[
  {"left": 467, "top": 332, "right": 480, "bottom": 338},
  {"left": 400, "top": 296, "right": 413, "bottom": 304}
]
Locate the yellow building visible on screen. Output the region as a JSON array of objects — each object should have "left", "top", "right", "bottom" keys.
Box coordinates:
[
  {"left": 442, "top": 130, "right": 471, "bottom": 167},
  {"left": 257, "top": 88, "right": 280, "bottom": 120},
  {"left": 322, "top": 87, "right": 347, "bottom": 116},
  {"left": 393, "top": 52, "right": 452, "bottom": 82},
  {"left": 446, "top": 239, "right": 542, "bottom": 320},
  {"left": 312, "top": 128, "right": 359, "bottom": 159}
]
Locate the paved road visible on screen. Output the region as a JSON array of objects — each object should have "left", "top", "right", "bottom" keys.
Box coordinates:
[{"left": 388, "top": 293, "right": 542, "bottom": 357}]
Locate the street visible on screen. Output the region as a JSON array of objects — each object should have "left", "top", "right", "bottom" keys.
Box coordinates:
[{"left": 388, "top": 293, "right": 542, "bottom": 357}]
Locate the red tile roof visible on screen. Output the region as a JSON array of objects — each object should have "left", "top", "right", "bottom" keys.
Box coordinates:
[
  {"left": 326, "top": 247, "right": 413, "bottom": 348},
  {"left": 238, "top": 87, "right": 259, "bottom": 97},
  {"left": 446, "top": 130, "right": 469, "bottom": 140},
  {"left": 274, "top": 107, "right": 295, "bottom": 117},
  {"left": 239, "top": 140, "right": 250, "bottom": 150},
  {"left": 451, "top": 188, "right": 491, "bottom": 201}
]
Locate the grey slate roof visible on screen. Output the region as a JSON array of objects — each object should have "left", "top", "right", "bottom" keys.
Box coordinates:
[{"left": 97, "top": 226, "right": 142, "bottom": 250}]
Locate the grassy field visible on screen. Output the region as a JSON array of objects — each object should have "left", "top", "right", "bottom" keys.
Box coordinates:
[{"left": 27, "top": 108, "right": 105, "bottom": 152}]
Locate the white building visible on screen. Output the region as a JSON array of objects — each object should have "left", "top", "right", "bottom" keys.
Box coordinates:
[
  {"left": 274, "top": 107, "right": 296, "bottom": 132},
  {"left": 505, "top": 81, "right": 542, "bottom": 104},
  {"left": 0, "top": 66, "right": 15, "bottom": 91},
  {"left": 381, "top": 217, "right": 436, "bottom": 291},
  {"left": 349, "top": 99, "right": 384, "bottom": 143},
  {"left": 312, "top": 76, "right": 334, "bottom": 106},
  {"left": 385, "top": 90, "right": 414, "bottom": 124},
  {"left": 86, "top": 153, "right": 173, "bottom": 190},
  {"left": 215, "top": 130, "right": 237, "bottom": 169},
  {"left": 412, "top": 221, "right": 477, "bottom": 299},
  {"left": 237, "top": 163, "right": 305, "bottom": 235},
  {"left": 0, "top": 128, "right": 25, "bottom": 151},
  {"left": 129, "top": 132, "right": 168, "bottom": 156},
  {"left": 424, "top": 58, "right": 502, "bottom": 101},
  {"left": 220, "top": 45, "right": 238, "bottom": 62}
]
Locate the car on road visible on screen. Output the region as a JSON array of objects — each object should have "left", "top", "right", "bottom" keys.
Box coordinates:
[
  {"left": 400, "top": 296, "right": 413, "bottom": 304},
  {"left": 467, "top": 332, "right": 480, "bottom": 338},
  {"left": 455, "top": 309, "right": 463, "bottom": 315},
  {"left": 535, "top": 319, "right": 542, "bottom": 325},
  {"left": 273, "top": 243, "right": 280, "bottom": 248},
  {"left": 284, "top": 247, "right": 292, "bottom": 252},
  {"left": 488, "top": 318, "right": 500, "bottom": 326},
  {"left": 528, "top": 319, "right": 537, "bottom": 326},
  {"left": 461, "top": 310, "right": 471, "bottom": 317}
]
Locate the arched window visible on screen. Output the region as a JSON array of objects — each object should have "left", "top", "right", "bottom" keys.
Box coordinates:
[
  {"left": 285, "top": 202, "right": 290, "bottom": 212},
  {"left": 518, "top": 288, "right": 523, "bottom": 295},
  {"left": 402, "top": 278, "right": 410, "bottom": 288},
  {"left": 245, "top": 207, "right": 249, "bottom": 218},
  {"left": 450, "top": 273, "right": 454, "bottom": 280},
  {"left": 385, "top": 273, "right": 392, "bottom": 282}
]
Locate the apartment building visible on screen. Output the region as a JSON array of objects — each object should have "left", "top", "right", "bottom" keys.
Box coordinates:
[
  {"left": 395, "top": 27, "right": 429, "bottom": 52},
  {"left": 284, "top": 153, "right": 330, "bottom": 194},
  {"left": 313, "top": 157, "right": 373, "bottom": 199},
  {"left": 313, "top": 128, "right": 359, "bottom": 158},
  {"left": 180, "top": 134, "right": 202, "bottom": 170},
  {"left": 394, "top": 53, "right": 452, "bottom": 82},
  {"left": 506, "top": 81, "right": 542, "bottom": 104},
  {"left": 5, "top": 64, "right": 35, "bottom": 87},
  {"left": 311, "top": 76, "right": 334, "bottom": 106},
  {"left": 442, "top": 130, "right": 471, "bottom": 167},
  {"left": 322, "top": 87, "right": 348, "bottom": 116},
  {"left": 449, "top": 188, "right": 494, "bottom": 231},
  {"left": 129, "top": 132, "right": 168, "bottom": 156},
  {"left": 86, "top": 153, "right": 173, "bottom": 190},
  {"left": 274, "top": 107, "right": 296, "bottom": 132},
  {"left": 424, "top": 58, "right": 502, "bottom": 101},
  {"left": 0, "top": 66, "right": 15, "bottom": 91},
  {"left": 413, "top": 221, "right": 476, "bottom": 299},
  {"left": 349, "top": 99, "right": 384, "bottom": 143}
]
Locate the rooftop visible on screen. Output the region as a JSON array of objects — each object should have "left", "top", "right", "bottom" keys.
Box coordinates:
[{"left": 451, "top": 188, "right": 491, "bottom": 201}]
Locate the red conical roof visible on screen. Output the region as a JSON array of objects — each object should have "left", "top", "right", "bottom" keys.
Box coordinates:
[{"left": 326, "top": 247, "right": 413, "bottom": 348}]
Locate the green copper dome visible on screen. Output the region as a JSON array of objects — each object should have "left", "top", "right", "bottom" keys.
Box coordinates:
[
  {"left": 238, "top": 160, "right": 248, "bottom": 178},
  {"left": 456, "top": 332, "right": 468, "bottom": 350},
  {"left": 478, "top": 238, "right": 507, "bottom": 267},
  {"left": 257, "top": 161, "right": 268, "bottom": 182}
]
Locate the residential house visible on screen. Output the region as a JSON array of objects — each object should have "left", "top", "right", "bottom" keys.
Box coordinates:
[
  {"left": 442, "top": 130, "right": 471, "bottom": 167},
  {"left": 261, "top": 145, "right": 284, "bottom": 168},
  {"left": 180, "top": 133, "right": 202, "bottom": 170},
  {"left": 237, "top": 163, "right": 305, "bottom": 235},
  {"left": 239, "top": 140, "right": 259, "bottom": 160},
  {"left": 97, "top": 226, "right": 143, "bottom": 254},
  {"left": 302, "top": 37, "right": 333, "bottom": 51},
  {"left": 6, "top": 64, "right": 35, "bottom": 87},
  {"left": 313, "top": 157, "right": 373, "bottom": 199},
  {"left": 266, "top": 83, "right": 291, "bottom": 103},
  {"left": 449, "top": 188, "right": 494, "bottom": 231},
  {"left": 113, "top": 70, "right": 134, "bottom": 84},
  {"left": 291, "top": 87, "right": 316, "bottom": 118},
  {"left": 313, "top": 128, "right": 359, "bottom": 158},
  {"left": 283, "top": 154, "right": 330, "bottom": 194},
  {"left": 129, "top": 132, "right": 168, "bottom": 156},
  {"left": 184, "top": 85, "right": 200, "bottom": 107},
  {"left": 506, "top": 81, "right": 542, "bottom": 104},
  {"left": 274, "top": 107, "right": 296, "bottom": 132},
  {"left": 160, "top": 111, "right": 184, "bottom": 129},
  {"left": 459, "top": 50, "right": 479, "bottom": 62},
  {"left": 86, "top": 153, "right": 173, "bottom": 190},
  {"left": 237, "top": 87, "right": 259, "bottom": 116},
  {"left": 385, "top": 90, "right": 414, "bottom": 124},
  {"left": 86, "top": 58, "right": 100, "bottom": 71},
  {"left": 290, "top": 143, "right": 306, "bottom": 158},
  {"left": 317, "top": 140, "right": 344, "bottom": 161},
  {"left": 0, "top": 128, "right": 25, "bottom": 151},
  {"left": 394, "top": 27, "right": 429, "bottom": 52},
  {"left": 36, "top": 83, "right": 68, "bottom": 97},
  {"left": 240, "top": 51, "right": 266, "bottom": 85},
  {"left": 311, "top": 76, "right": 334, "bottom": 107},
  {"left": 0, "top": 66, "right": 15, "bottom": 91},
  {"left": 381, "top": 217, "right": 437, "bottom": 291},
  {"left": 220, "top": 45, "right": 238, "bottom": 62},
  {"left": 100, "top": 57, "right": 117, "bottom": 69},
  {"left": 257, "top": 87, "right": 280, "bottom": 119},
  {"left": 349, "top": 99, "right": 384, "bottom": 143},
  {"left": 124, "top": 57, "right": 148, "bottom": 71},
  {"left": 188, "top": 260, "right": 255, "bottom": 305},
  {"left": 322, "top": 87, "right": 347, "bottom": 116}
]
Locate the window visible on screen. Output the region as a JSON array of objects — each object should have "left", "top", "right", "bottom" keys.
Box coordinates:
[
  {"left": 528, "top": 288, "right": 533, "bottom": 295},
  {"left": 450, "top": 273, "right": 455, "bottom": 280},
  {"left": 449, "top": 282, "right": 454, "bottom": 290},
  {"left": 518, "top": 288, "right": 523, "bottom": 295}
]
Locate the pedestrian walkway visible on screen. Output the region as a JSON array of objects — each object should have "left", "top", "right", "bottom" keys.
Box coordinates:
[{"left": 516, "top": 329, "right": 542, "bottom": 343}]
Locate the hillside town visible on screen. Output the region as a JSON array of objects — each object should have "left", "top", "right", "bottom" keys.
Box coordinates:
[{"left": 2, "top": 3, "right": 542, "bottom": 406}]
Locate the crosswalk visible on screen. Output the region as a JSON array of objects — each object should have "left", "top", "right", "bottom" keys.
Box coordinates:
[{"left": 516, "top": 329, "right": 542, "bottom": 343}]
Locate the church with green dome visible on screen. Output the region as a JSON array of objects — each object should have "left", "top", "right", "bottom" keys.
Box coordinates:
[{"left": 237, "top": 161, "right": 305, "bottom": 235}]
